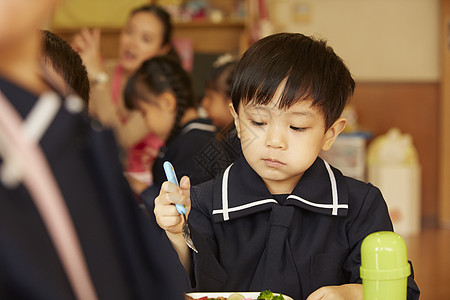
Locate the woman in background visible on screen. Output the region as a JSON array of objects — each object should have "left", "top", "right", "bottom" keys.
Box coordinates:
[{"left": 72, "top": 4, "right": 180, "bottom": 193}]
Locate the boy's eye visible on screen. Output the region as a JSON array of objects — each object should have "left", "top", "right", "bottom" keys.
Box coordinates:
[
  {"left": 251, "top": 120, "right": 266, "bottom": 127},
  {"left": 290, "top": 126, "right": 307, "bottom": 132}
]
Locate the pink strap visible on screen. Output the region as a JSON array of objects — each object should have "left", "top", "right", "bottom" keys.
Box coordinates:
[
  {"left": 111, "top": 64, "right": 123, "bottom": 105},
  {"left": 0, "top": 91, "right": 98, "bottom": 300},
  {"left": 111, "top": 64, "right": 129, "bottom": 124}
]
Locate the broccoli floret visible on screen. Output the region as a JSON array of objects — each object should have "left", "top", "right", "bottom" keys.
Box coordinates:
[
  {"left": 257, "top": 290, "right": 274, "bottom": 299},
  {"left": 257, "top": 290, "right": 286, "bottom": 300}
]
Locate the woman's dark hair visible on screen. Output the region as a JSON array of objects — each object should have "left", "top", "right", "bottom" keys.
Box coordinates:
[
  {"left": 41, "top": 30, "right": 90, "bottom": 103},
  {"left": 130, "top": 4, "right": 180, "bottom": 64},
  {"left": 124, "top": 56, "right": 195, "bottom": 142},
  {"left": 231, "top": 32, "right": 355, "bottom": 130}
]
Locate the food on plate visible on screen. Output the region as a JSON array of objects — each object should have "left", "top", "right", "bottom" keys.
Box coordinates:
[
  {"left": 227, "top": 293, "right": 245, "bottom": 300},
  {"left": 184, "top": 290, "right": 285, "bottom": 300},
  {"left": 257, "top": 290, "right": 285, "bottom": 300},
  {"left": 184, "top": 296, "right": 227, "bottom": 300}
]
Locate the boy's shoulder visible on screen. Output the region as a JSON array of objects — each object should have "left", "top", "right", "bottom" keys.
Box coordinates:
[
  {"left": 327, "top": 161, "right": 384, "bottom": 201},
  {"left": 333, "top": 168, "right": 387, "bottom": 222},
  {"left": 343, "top": 174, "right": 381, "bottom": 195}
]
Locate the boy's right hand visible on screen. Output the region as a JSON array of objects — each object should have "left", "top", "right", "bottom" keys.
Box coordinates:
[
  {"left": 154, "top": 176, "right": 191, "bottom": 236},
  {"left": 155, "top": 176, "right": 194, "bottom": 273}
]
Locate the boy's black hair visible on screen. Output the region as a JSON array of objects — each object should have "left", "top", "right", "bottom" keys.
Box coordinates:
[
  {"left": 41, "top": 30, "right": 90, "bottom": 103},
  {"left": 130, "top": 4, "right": 180, "bottom": 64},
  {"left": 231, "top": 32, "right": 355, "bottom": 130},
  {"left": 124, "top": 55, "right": 195, "bottom": 141}
]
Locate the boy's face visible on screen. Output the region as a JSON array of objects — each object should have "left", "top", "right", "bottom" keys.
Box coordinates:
[
  {"left": 230, "top": 86, "right": 346, "bottom": 195},
  {"left": 0, "top": 0, "right": 59, "bottom": 49}
]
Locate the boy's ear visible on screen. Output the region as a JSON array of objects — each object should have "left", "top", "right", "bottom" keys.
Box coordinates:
[
  {"left": 322, "top": 117, "right": 347, "bottom": 151},
  {"left": 229, "top": 103, "right": 241, "bottom": 139},
  {"left": 158, "top": 92, "right": 177, "bottom": 113}
]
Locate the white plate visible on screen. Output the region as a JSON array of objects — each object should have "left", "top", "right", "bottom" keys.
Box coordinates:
[{"left": 185, "top": 292, "right": 293, "bottom": 300}]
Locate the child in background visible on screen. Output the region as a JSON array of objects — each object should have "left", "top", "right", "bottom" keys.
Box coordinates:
[
  {"left": 41, "top": 30, "right": 90, "bottom": 103},
  {"left": 202, "top": 54, "right": 241, "bottom": 162},
  {"left": 72, "top": 4, "right": 180, "bottom": 194},
  {"left": 0, "top": 1, "right": 186, "bottom": 298},
  {"left": 202, "top": 53, "right": 237, "bottom": 130},
  {"left": 124, "top": 56, "right": 229, "bottom": 212},
  {"left": 154, "top": 33, "right": 420, "bottom": 299}
]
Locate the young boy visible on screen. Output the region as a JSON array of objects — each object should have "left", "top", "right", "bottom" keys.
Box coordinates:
[
  {"left": 155, "top": 33, "right": 420, "bottom": 299},
  {"left": 0, "top": 1, "right": 185, "bottom": 299}
]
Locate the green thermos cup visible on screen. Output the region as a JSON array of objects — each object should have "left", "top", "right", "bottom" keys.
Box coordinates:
[{"left": 360, "top": 231, "right": 411, "bottom": 299}]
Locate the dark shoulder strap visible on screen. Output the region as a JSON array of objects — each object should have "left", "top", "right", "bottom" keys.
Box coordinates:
[{"left": 0, "top": 91, "right": 98, "bottom": 300}]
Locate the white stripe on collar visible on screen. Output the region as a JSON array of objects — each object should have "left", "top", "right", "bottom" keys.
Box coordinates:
[
  {"left": 287, "top": 195, "right": 348, "bottom": 214},
  {"left": 288, "top": 160, "right": 347, "bottom": 215},
  {"left": 1, "top": 92, "right": 61, "bottom": 187},
  {"left": 213, "top": 198, "right": 278, "bottom": 218},
  {"left": 181, "top": 122, "right": 216, "bottom": 135},
  {"left": 324, "top": 159, "right": 340, "bottom": 215},
  {"left": 220, "top": 163, "right": 232, "bottom": 220},
  {"left": 213, "top": 158, "right": 347, "bottom": 221}
]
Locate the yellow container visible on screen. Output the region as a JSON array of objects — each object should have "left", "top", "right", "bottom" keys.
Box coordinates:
[{"left": 360, "top": 231, "right": 410, "bottom": 300}]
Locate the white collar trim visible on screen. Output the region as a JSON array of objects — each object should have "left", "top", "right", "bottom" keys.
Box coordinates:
[
  {"left": 212, "top": 159, "right": 348, "bottom": 220},
  {"left": 181, "top": 122, "right": 216, "bottom": 135}
]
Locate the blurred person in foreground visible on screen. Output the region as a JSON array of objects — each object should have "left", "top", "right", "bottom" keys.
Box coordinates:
[{"left": 0, "top": 1, "right": 186, "bottom": 299}]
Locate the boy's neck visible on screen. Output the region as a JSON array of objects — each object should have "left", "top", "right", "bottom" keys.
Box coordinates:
[
  {"left": 0, "top": 33, "right": 49, "bottom": 94},
  {"left": 263, "top": 173, "right": 303, "bottom": 195}
]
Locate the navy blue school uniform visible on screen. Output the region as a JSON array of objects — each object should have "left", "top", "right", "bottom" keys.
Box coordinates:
[
  {"left": 188, "top": 156, "right": 420, "bottom": 300},
  {"left": 216, "top": 122, "right": 242, "bottom": 163},
  {"left": 141, "top": 118, "right": 231, "bottom": 209},
  {"left": 0, "top": 76, "right": 187, "bottom": 299}
]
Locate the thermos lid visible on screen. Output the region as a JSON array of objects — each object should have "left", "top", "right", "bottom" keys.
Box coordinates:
[{"left": 360, "top": 231, "right": 411, "bottom": 280}]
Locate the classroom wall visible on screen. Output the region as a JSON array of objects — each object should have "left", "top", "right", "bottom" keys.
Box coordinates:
[
  {"left": 53, "top": 0, "right": 148, "bottom": 27},
  {"left": 271, "top": 0, "right": 440, "bottom": 226},
  {"left": 271, "top": 0, "right": 439, "bottom": 81}
]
